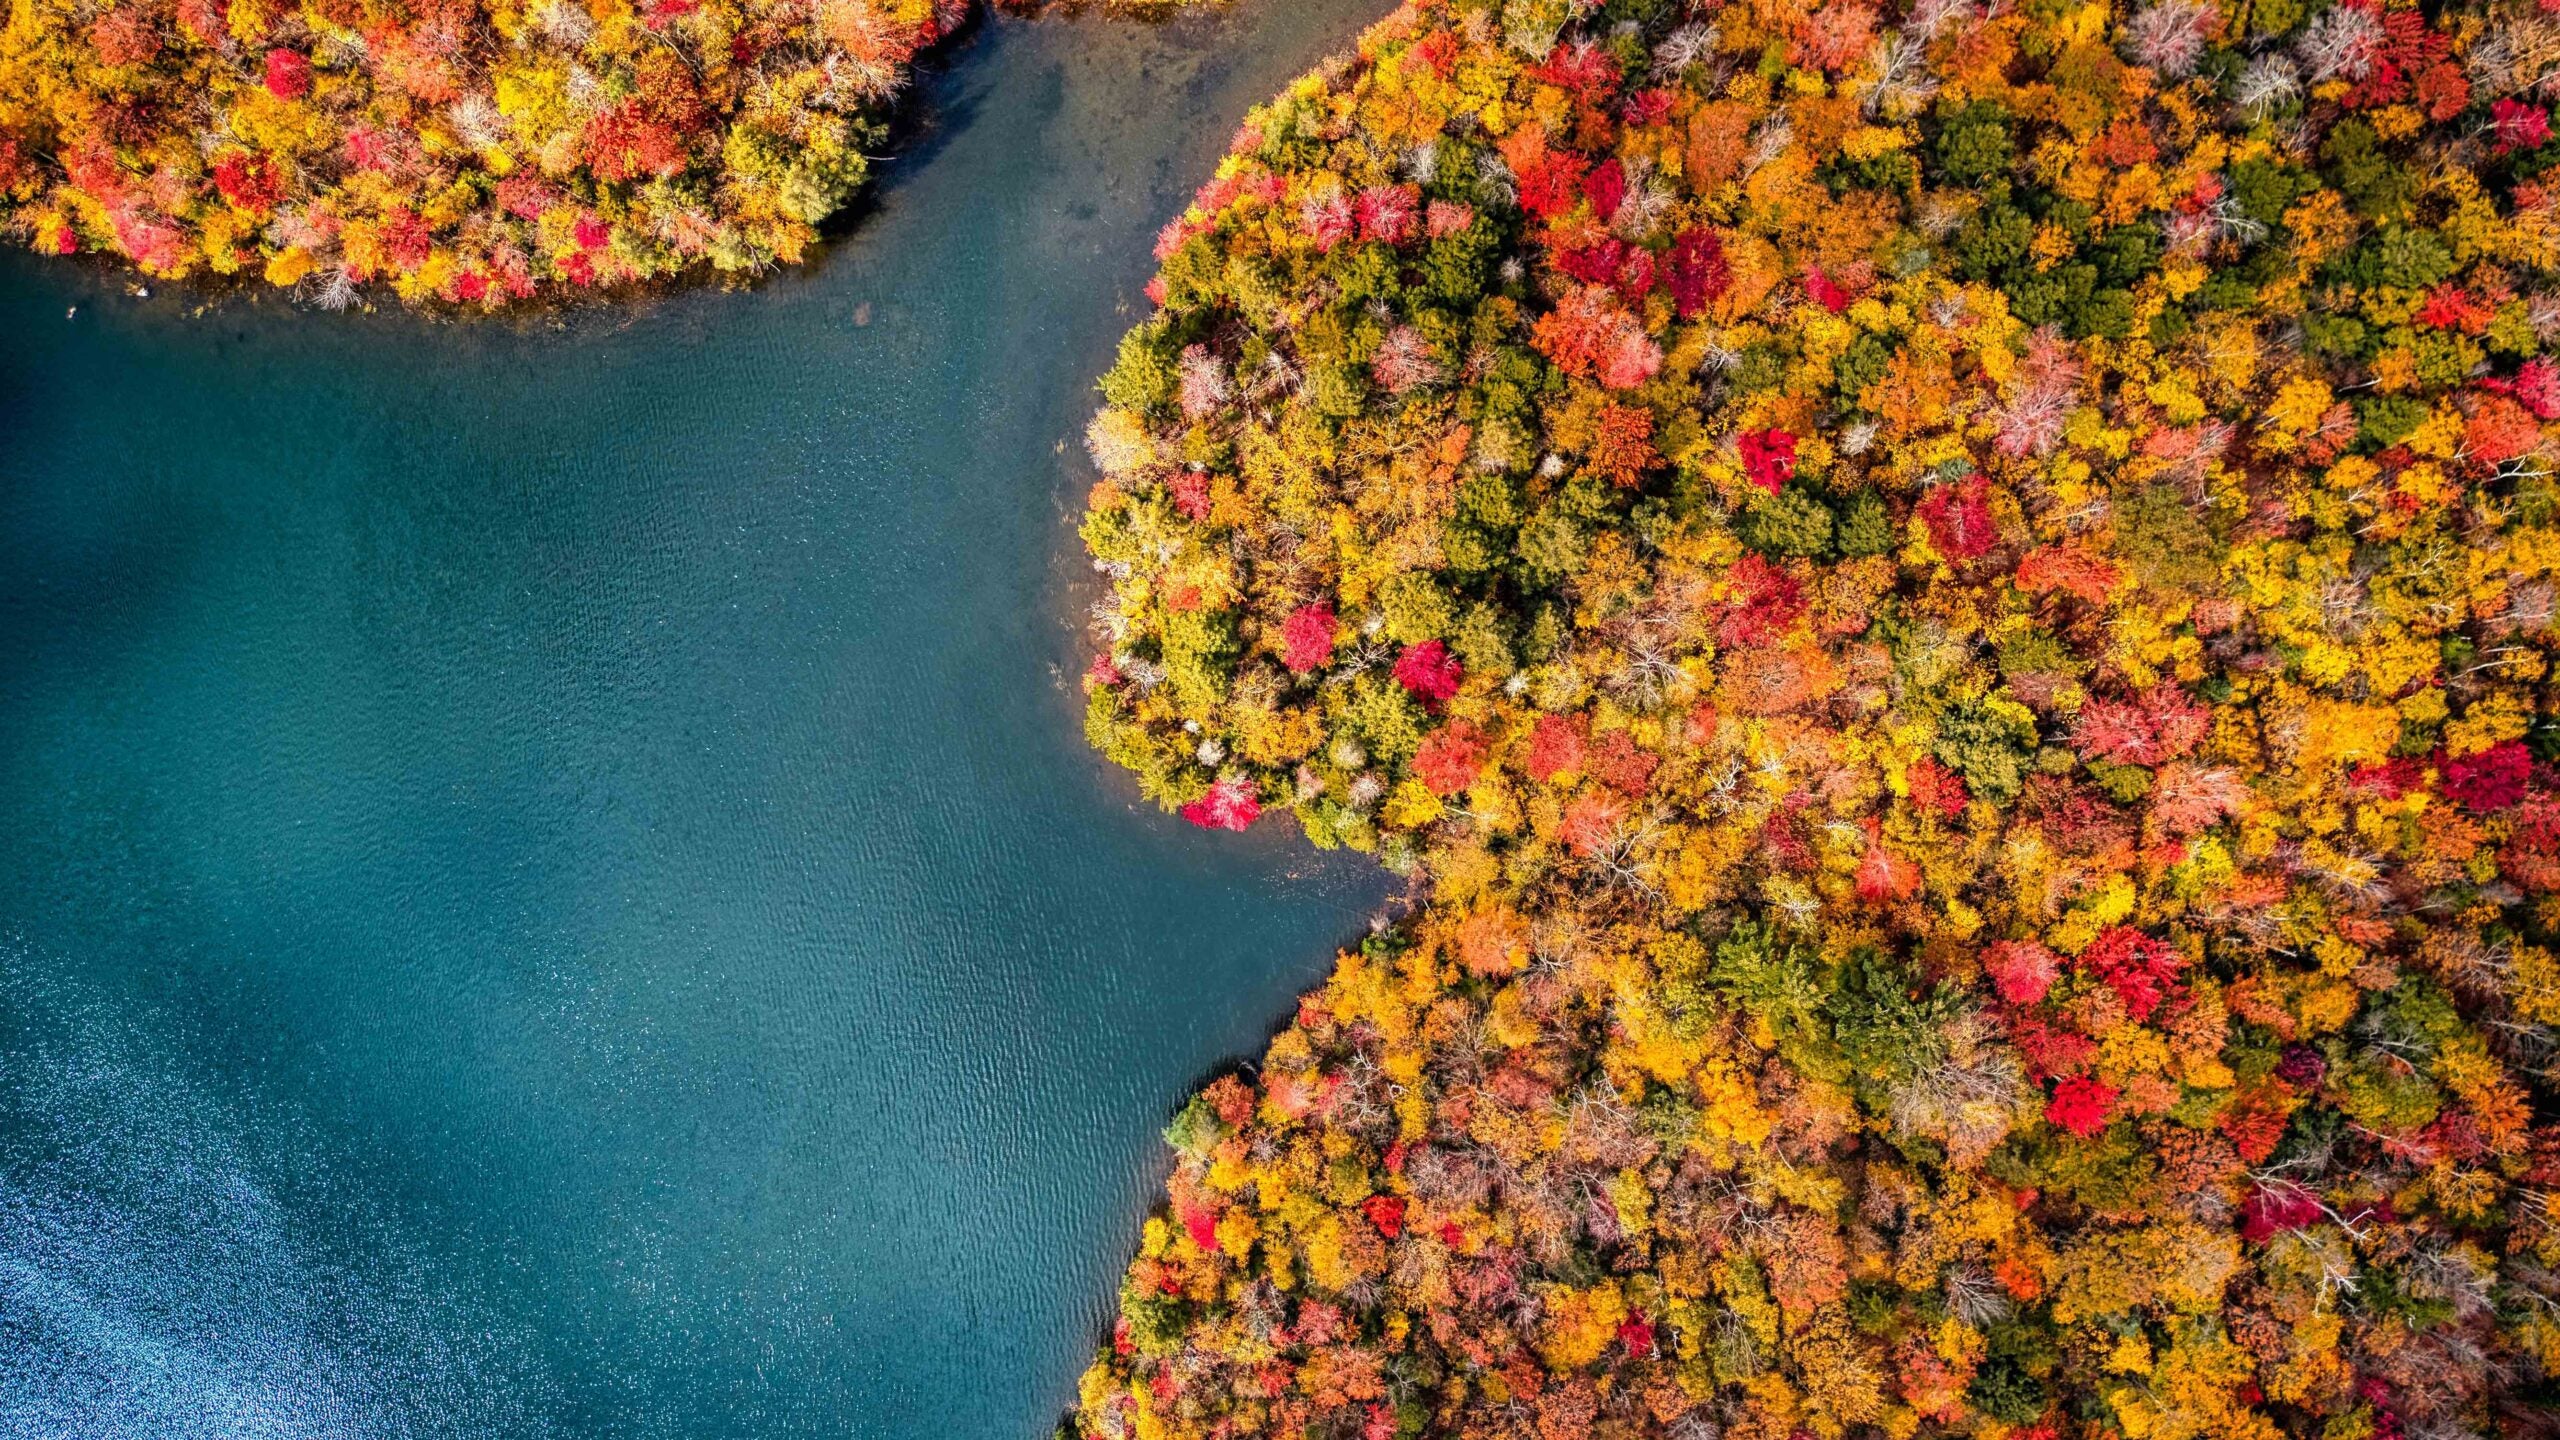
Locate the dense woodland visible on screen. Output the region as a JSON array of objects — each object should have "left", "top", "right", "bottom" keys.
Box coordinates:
[
  {"left": 17, "top": 0, "right": 2560, "bottom": 1429},
  {"left": 1071, "top": 0, "right": 2560, "bottom": 1436},
  {"left": 0, "top": 0, "right": 1192, "bottom": 304}
]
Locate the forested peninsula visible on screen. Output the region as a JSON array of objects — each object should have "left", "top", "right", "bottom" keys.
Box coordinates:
[
  {"left": 1069, "top": 1, "right": 2560, "bottom": 1437},
  {"left": 0, "top": 0, "right": 1198, "bottom": 304}
]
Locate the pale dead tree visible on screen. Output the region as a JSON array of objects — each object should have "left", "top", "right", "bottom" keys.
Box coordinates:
[
  {"left": 1585, "top": 809, "right": 1671, "bottom": 900},
  {"left": 2490, "top": 572, "right": 2560, "bottom": 635},
  {"left": 2404, "top": 1241, "right": 2497, "bottom": 1322},
  {"left": 1528, "top": 907, "right": 1592, "bottom": 974},
  {"left": 2123, "top": 0, "right": 2214, "bottom": 77},
  {"left": 1943, "top": 1262, "right": 2012, "bottom": 1326},
  {"left": 1503, "top": 1172, "right": 1580, "bottom": 1270},
  {"left": 307, "top": 267, "right": 361, "bottom": 312},
  {"left": 2234, "top": 55, "right": 2303, "bottom": 115},
  {"left": 1708, "top": 1307, "right": 1763, "bottom": 1378},
  {"left": 2318, "top": 574, "right": 2375, "bottom": 638},
  {"left": 563, "top": 60, "right": 605, "bottom": 114},
  {"left": 1246, "top": 348, "right": 1300, "bottom": 405},
  {"left": 448, "top": 92, "right": 511, "bottom": 149},
  {"left": 2298, "top": 1, "right": 2387, "bottom": 82},
  {"left": 1744, "top": 115, "right": 1794, "bottom": 174},
  {"left": 1347, "top": 772, "right": 1388, "bottom": 810},
  {"left": 2351, "top": 1021, "right": 2436, "bottom": 1075},
  {"left": 2465, "top": 23, "right": 2522, "bottom": 95},
  {"left": 2474, "top": 14, "right": 2560, "bottom": 102},
  {"left": 2509, "top": 1253, "right": 2560, "bottom": 1326},
  {"left": 1563, "top": 1081, "right": 1649, "bottom": 1168},
  {"left": 1889, "top": 1014, "right": 2030, "bottom": 1162},
  {"left": 1650, "top": 23, "right": 1719, "bottom": 78},
  {"left": 2483, "top": 1018, "right": 2560, "bottom": 1086},
  {"left": 2420, "top": 932, "right": 2514, "bottom": 1002},
  {"left": 1409, "top": 1143, "right": 1498, "bottom": 1211},
  {"left": 1293, "top": 764, "right": 1326, "bottom": 805},
  {"left": 2259, "top": 1174, "right": 2383, "bottom": 1247},
  {"left": 1914, "top": 194, "right": 1965, "bottom": 239},
  {"left": 1604, "top": 627, "right": 1689, "bottom": 712},
  {"left": 2201, "top": 194, "right": 2271, "bottom": 247},
  {"left": 1754, "top": 748, "right": 1793, "bottom": 789},
  {"left": 1905, "top": 0, "right": 1977, "bottom": 39},
  {"left": 266, "top": 207, "right": 335, "bottom": 256},
  {"left": 2268, "top": 1226, "right": 2366, "bottom": 1308},
  {"left": 2299, "top": 843, "right": 2390, "bottom": 906},
  {"left": 652, "top": 202, "right": 723, "bottom": 257},
  {"left": 1696, "top": 760, "right": 1745, "bottom": 815},
  {"left": 1338, "top": 637, "right": 1395, "bottom": 681},
  {"left": 1770, "top": 887, "right": 1824, "bottom": 928},
  {"left": 1176, "top": 346, "right": 1231, "bottom": 422},
  {"left": 1086, "top": 1401, "right": 1134, "bottom": 1440},
  {"left": 1610, "top": 156, "right": 1677, "bottom": 242},
  {"left": 1863, "top": 32, "right": 1937, "bottom": 118}
]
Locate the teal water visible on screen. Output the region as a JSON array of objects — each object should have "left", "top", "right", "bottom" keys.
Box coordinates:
[{"left": 0, "top": 7, "right": 1387, "bottom": 1436}]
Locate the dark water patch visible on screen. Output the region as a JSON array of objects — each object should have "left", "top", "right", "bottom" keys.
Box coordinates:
[{"left": 0, "top": 5, "right": 1387, "bottom": 1437}]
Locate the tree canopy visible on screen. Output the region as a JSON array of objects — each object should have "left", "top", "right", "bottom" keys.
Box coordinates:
[
  {"left": 1069, "top": 0, "right": 2560, "bottom": 1437},
  {"left": 0, "top": 0, "right": 1200, "bottom": 304}
]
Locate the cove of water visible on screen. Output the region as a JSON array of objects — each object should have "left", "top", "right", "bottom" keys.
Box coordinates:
[{"left": 0, "top": 6, "right": 1390, "bottom": 1435}]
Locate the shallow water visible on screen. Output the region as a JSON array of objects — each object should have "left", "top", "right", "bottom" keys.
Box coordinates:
[{"left": 0, "top": 7, "right": 1389, "bottom": 1436}]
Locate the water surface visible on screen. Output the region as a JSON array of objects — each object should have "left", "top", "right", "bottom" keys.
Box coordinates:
[{"left": 0, "top": 7, "right": 1388, "bottom": 1435}]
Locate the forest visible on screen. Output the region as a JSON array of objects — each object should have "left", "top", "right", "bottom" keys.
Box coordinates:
[
  {"left": 16, "top": 0, "right": 2560, "bottom": 1429},
  {"left": 1069, "top": 0, "right": 2560, "bottom": 1436},
  {"left": 0, "top": 0, "right": 1192, "bottom": 304}
]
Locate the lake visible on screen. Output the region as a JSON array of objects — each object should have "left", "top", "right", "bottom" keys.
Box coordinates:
[{"left": 0, "top": 5, "right": 1389, "bottom": 1436}]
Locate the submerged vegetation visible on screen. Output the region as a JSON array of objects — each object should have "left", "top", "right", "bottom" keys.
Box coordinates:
[
  {"left": 0, "top": 0, "right": 1200, "bottom": 305},
  {"left": 1072, "top": 0, "right": 2560, "bottom": 1436}
]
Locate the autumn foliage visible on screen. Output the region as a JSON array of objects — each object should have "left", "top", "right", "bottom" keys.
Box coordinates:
[
  {"left": 0, "top": 0, "right": 1204, "bottom": 305},
  {"left": 1073, "top": 0, "right": 2560, "bottom": 1437}
]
